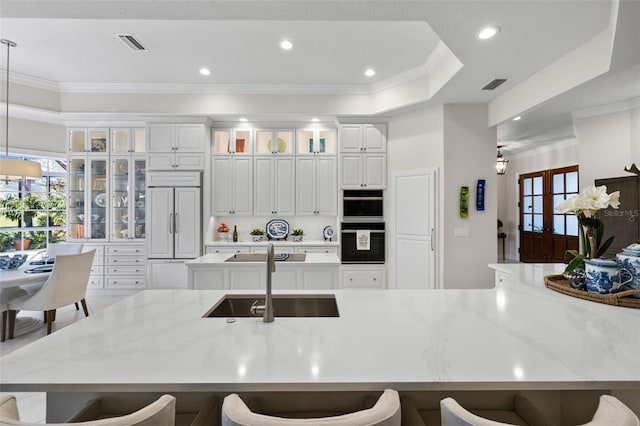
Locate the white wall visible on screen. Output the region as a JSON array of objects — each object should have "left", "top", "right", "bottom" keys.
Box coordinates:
[
  {"left": 8, "top": 117, "right": 66, "bottom": 154},
  {"left": 387, "top": 104, "right": 444, "bottom": 286},
  {"left": 442, "top": 104, "right": 497, "bottom": 289},
  {"left": 576, "top": 106, "right": 640, "bottom": 186},
  {"left": 499, "top": 142, "right": 579, "bottom": 261}
]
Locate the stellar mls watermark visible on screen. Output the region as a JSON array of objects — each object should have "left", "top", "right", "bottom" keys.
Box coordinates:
[{"left": 604, "top": 209, "right": 639, "bottom": 222}]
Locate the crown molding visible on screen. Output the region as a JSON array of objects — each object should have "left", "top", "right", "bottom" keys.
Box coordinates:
[
  {"left": 571, "top": 96, "right": 640, "bottom": 120},
  {"left": 1, "top": 70, "right": 60, "bottom": 91}
]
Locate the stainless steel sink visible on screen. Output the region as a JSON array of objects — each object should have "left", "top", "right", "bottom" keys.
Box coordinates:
[
  {"left": 204, "top": 294, "right": 339, "bottom": 318},
  {"left": 224, "top": 253, "right": 306, "bottom": 262}
]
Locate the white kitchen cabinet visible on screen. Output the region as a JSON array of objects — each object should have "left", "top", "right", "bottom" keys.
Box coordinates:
[
  {"left": 110, "top": 156, "right": 146, "bottom": 241},
  {"left": 111, "top": 128, "right": 146, "bottom": 154},
  {"left": 212, "top": 129, "right": 253, "bottom": 155},
  {"left": 147, "top": 260, "right": 189, "bottom": 289},
  {"left": 67, "top": 156, "right": 109, "bottom": 242},
  {"left": 301, "top": 268, "right": 338, "bottom": 290},
  {"left": 254, "top": 156, "right": 295, "bottom": 216},
  {"left": 212, "top": 156, "right": 253, "bottom": 216},
  {"left": 229, "top": 269, "right": 263, "bottom": 290},
  {"left": 148, "top": 187, "right": 201, "bottom": 259},
  {"left": 296, "top": 156, "right": 337, "bottom": 215},
  {"left": 147, "top": 124, "right": 206, "bottom": 170},
  {"left": 254, "top": 129, "right": 294, "bottom": 155},
  {"left": 83, "top": 244, "right": 105, "bottom": 290},
  {"left": 294, "top": 246, "right": 339, "bottom": 254},
  {"left": 339, "top": 124, "right": 386, "bottom": 153},
  {"left": 189, "top": 265, "right": 337, "bottom": 290},
  {"left": 251, "top": 246, "right": 294, "bottom": 254},
  {"left": 68, "top": 128, "right": 110, "bottom": 154},
  {"left": 341, "top": 153, "right": 386, "bottom": 189},
  {"left": 104, "top": 244, "right": 146, "bottom": 290},
  {"left": 341, "top": 265, "right": 386, "bottom": 289},
  {"left": 296, "top": 129, "right": 337, "bottom": 155},
  {"left": 205, "top": 246, "right": 251, "bottom": 254}
]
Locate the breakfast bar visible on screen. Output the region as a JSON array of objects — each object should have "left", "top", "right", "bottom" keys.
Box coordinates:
[{"left": 1, "top": 263, "right": 639, "bottom": 421}]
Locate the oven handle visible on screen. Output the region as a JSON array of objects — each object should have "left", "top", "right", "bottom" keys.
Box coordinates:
[
  {"left": 341, "top": 230, "right": 386, "bottom": 234},
  {"left": 343, "top": 197, "right": 383, "bottom": 201}
]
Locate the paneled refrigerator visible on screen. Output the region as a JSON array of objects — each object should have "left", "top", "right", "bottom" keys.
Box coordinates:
[{"left": 147, "top": 172, "right": 202, "bottom": 288}]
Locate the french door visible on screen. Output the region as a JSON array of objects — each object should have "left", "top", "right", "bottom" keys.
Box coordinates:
[{"left": 519, "top": 165, "right": 579, "bottom": 262}]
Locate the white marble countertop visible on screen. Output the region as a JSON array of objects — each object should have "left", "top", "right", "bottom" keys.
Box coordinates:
[
  {"left": 186, "top": 252, "right": 340, "bottom": 267},
  {"left": 1, "top": 263, "right": 639, "bottom": 393}
]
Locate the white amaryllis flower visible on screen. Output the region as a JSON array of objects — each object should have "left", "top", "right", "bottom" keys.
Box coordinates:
[{"left": 555, "top": 185, "right": 620, "bottom": 217}]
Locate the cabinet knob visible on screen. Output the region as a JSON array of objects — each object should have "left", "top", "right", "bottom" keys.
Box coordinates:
[
  {"left": 373, "top": 278, "right": 377, "bottom": 281},
  {"left": 349, "top": 278, "right": 353, "bottom": 281}
]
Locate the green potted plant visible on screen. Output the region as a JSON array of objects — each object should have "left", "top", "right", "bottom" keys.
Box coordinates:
[
  {"left": 291, "top": 227, "right": 304, "bottom": 242},
  {"left": 250, "top": 227, "right": 265, "bottom": 242}
]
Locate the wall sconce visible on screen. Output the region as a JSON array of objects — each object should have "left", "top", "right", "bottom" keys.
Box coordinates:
[
  {"left": 0, "top": 39, "right": 42, "bottom": 179},
  {"left": 496, "top": 145, "right": 508, "bottom": 175}
]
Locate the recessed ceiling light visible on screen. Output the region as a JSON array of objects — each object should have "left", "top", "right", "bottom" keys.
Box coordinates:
[
  {"left": 477, "top": 26, "right": 500, "bottom": 40},
  {"left": 512, "top": 116, "right": 522, "bottom": 121},
  {"left": 311, "top": 118, "right": 319, "bottom": 122},
  {"left": 364, "top": 68, "right": 376, "bottom": 77},
  {"left": 199, "top": 68, "right": 211, "bottom": 76},
  {"left": 280, "top": 39, "right": 293, "bottom": 50},
  {"left": 238, "top": 117, "right": 248, "bottom": 122}
]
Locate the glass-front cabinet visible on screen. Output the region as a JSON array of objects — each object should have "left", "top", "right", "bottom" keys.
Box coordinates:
[
  {"left": 111, "top": 157, "right": 146, "bottom": 240},
  {"left": 296, "top": 129, "right": 336, "bottom": 155},
  {"left": 111, "top": 128, "right": 146, "bottom": 154},
  {"left": 212, "top": 129, "right": 253, "bottom": 155},
  {"left": 68, "top": 157, "right": 108, "bottom": 240},
  {"left": 255, "top": 130, "right": 294, "bottom": 155},
  {"left": 68, "top": 128, "right": 110, "bottom": 154}
]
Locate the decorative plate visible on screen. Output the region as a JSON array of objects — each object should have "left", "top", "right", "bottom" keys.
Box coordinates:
[
  {"left": 94, "top": 192, "right": 107, "bottom": 207},
  {"left": 117, "top": 162, "right": 128, "bottom": 173},
  {"left": 91, "top": 138, "right": 106, "bottom": 152},
  {"left": 267, "top": 138, "right": 287, "bottom": 153},
  {"left": 323, "top": 225, "right": 334, "bottom": 240},
  {"left": 266, "top": 219, "right": 289, "bottom": 240}
]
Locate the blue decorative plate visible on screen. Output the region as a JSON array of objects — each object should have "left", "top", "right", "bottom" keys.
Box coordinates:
[
  {"left": 266, "top": 219, "right": 289, "bottom": 240},
  {"left": 323, "top": 225, "right": 334, "bottom": 240}
]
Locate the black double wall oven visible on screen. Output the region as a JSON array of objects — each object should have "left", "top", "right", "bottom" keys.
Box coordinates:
[{"left": 341, "top": 190, "right": 385, "bottom": 264}]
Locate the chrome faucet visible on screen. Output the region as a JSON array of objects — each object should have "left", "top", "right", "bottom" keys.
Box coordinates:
[{"left": 250, "top": 243, "right": 276, "bottom": 322}]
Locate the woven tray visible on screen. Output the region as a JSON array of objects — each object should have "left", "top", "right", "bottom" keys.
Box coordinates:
[{"left": 544, "top": 275, "right": 640, "bottom": 309}]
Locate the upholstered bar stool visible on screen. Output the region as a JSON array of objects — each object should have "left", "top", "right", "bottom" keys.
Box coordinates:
[
  {"left": 222, "top": 389, "right": 401, "bottom": 426},
  {"left": 440, "top": 395, "right": 550, "bottom": 426}
]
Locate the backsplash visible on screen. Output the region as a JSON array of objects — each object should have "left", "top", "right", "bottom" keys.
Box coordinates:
[{"left": 205, "top": 216, "right": 338, "bottom": 243}]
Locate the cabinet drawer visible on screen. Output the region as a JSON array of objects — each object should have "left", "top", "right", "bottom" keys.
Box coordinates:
[
  {"left": 106, "top": 277, "right": 145, "bottom": 289},
  {"left": 87, "top": 276, "right": 103, "bottom": 289},
  {"left": 105, "top": 256, "right": 146, "bottom": 266},
  {"left": 106, "top": 265, "right": 146, "bottom": 275},
  {"left": 90, "top": 265, "right": 104, "bottom": 275},
  {"left": 205, "top": 247, "right": 250, "bottom": 254},
  {"left": 251, "top": 246, "right": 294, "bottom": 254},
  {"left": 342, "top": 270, "right": 384, "bottom": 289},
  {"left": 106, "top": 246, "right": 146, "bottom": 256},
  {"left": 294, "top": 246, "right": 338, "bottom": 254}
]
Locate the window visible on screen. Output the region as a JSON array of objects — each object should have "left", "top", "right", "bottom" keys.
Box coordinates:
[{"left": 0, "top": 155, "right": 67, "bottom": 253}]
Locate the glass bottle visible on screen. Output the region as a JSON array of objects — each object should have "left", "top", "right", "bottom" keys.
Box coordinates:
[{"left": 232, "top": 225, "right": 238, "bottom": 243}]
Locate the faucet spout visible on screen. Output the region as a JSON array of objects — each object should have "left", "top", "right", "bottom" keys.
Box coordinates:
[{"left": 263, "top": 243, "right": 275, "bottom": 322}]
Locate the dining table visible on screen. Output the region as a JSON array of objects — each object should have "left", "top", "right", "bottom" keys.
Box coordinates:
[{"left": 0, "top": 263, "right": 51, "bottom": 337}]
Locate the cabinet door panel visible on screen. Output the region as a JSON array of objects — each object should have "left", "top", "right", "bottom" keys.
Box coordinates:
[
  {"left": 175, "top": 188, "right": 201, "bottom": 258},
  {"left": 302, "top": 268, "right": 337, "bottom": 290},
  {"left": 176, "top": 125, "right": 204, "bottom": 152},
  {"left": 148, "top": 154, "right": 174, "bottom": 171},
  {"left": 148, "top": 187, "right": 174, "bottom": 258},
  {"left": 340, "top": 155, "right": 362, "bottom": 189},
  {"left": 296, "top": 157, "right": 316, "bottom": 215},
  {"left": 147, "top": 125, "right": 174, "bottom": 152},
  {"left": 229, "top": 269, "right": 263, "bottom": 290},
  {"left": 363, "top": 124, "right": 386, "bottom": 152},
  {"left": 316, "top": 157, "right": 337, "bottom": 215},
  {"left": 212, "top": 157, "right": 233, "bottom": 215},
  {"left": 339, "top": 125, "right": 362, "bottom": 152},
  {"left": 274, "top": 157, "right": 295, "bottom": 215},
  {"left": 175, "top": 153, "right": 205, "bottom": 170},
  {"left": 254, "top": 157, "right": 275, "bottom": 215},
  {"left": 364, "top": 155, "right": 386, "bottom": 188},
  {"left": 232, "top": 157, "right": 253, "bottom": 215}
]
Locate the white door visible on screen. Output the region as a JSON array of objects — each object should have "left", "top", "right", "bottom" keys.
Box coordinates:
[
  {"left": 176, "top": 124, "right": 204, "bottom": 152},
  {"left": 232, "top": 157, "right": 253, "bottom": 215},
  {"left": 212, "top": 157, "right": 232, "bottom": 215},
  {"left": 147, "top": 125, "right": 174, "bottom": 153},
  {"left": 363, "top": 124, "right": 386, "bottom": 152},
  {"left": 316, "top": 156, "right": 337, "bottom": 215},
  {"left": 147, "top": 187, "right": 174, "bottom": 258},
  {"left": 340, "top": 155, "right": 362, "bottom": 189},
  {"left": 253, "top": 157, "right": 274, "bottom": 215},
  {"left": 296, "top": 157, "right": 317, "bottom": 215},
  {"left": 175, "top": 187, "right": 201, "bottom": 258},
  {"left": 363, "top": 154, "right": 386, "bottom": 188},
  {"left": 274, "top": 157, "right": 295, "bottom": 215},
  {"left": 339, "top": 125, "right": 362, "bottom": 152},
  {"left": 392, "top": 168, "right": 436, "bottom": 289}
]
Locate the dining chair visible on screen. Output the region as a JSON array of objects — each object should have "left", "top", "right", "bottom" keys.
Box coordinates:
[
  {"left": 580, "top": 395, "right": 639, "bottom": 426},
  {"left": 22, "top": 243, "right": 85, "bottom": 299},
  {"left": 7, "top": 250, "right": 96, "bottom": 339},
  {"left": 0, "top": 303, "right": 7, "bottom": 342},
  {"left": 221, "top": 389, "right": 401, "bottom": 426},
  {"left": 0, "top": 394, "right": 176, "bottom": 425},
  {"left": 440, "top": 395, "right": 549, "bottom": 426}
]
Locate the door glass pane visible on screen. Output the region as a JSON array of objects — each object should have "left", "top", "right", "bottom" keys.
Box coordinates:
[
  {"left": 553, "top": 214, "right": 565, "bottom": 235},
  {"left": 112, "top": 158, "right": 128, "bottom": 240},
  {"left": 533, "top": 215, "right": 543, "bottom": 233},
  {"left": 566, "top": 171, "right": 578, "bottom": 193},
  {"left": 234, "top": 130, "right": 251, "bottom": 154},
  {"left": 276, "top": 130, "right": 294, "bottom": 154},
  {"left": 566, "top": 214, "right": 579, "bottom": 236},
  {"left": 112, "top": 129, "right": 130, "bottom": 153},
  {"left": 213, "top": 131, "right": 231, "bottom": 154},
  {"left": 134, "top": 159, "right": 146, "bottom": 239},
  {"left": 133, "top": 129, "right": 146, "bottom": 153},
  {"left": 524, "top": 196, "right": 533, "bottom": 212},
  {"left": 533, "top": 195, "right": 543, "bottom": 213},
  {"left": 255, "top": 130, "right": 273, "bottom": 154},
  {"left": 524, "top": 214, "right": 533, "bottom": 231},
  {"left": 89, "top": 130, "right": 108, "bottom": 153},
  {"left": 523, "top": 178, "right": 532, "bottom": 196},
  {"left": 69, "top": 130, "right": 86, "bottom": 153},
  {"left": 553, "top": 174, "right": 564, "bottom": 194},
  {"left": 533, "top": 176, "right": 543, "bottom": 194}
]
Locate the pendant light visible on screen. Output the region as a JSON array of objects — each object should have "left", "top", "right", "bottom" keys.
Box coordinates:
[
  {"left": 496, "top": 145, "right": 508, "bottom": 175},
  {"left": 0, "top": 39, "right": 42, "bottom": 179}
]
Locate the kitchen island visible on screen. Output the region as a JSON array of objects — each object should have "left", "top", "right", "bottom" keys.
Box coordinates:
[
  {"left": 1, "top": 263, "right": 639, "bottom": 421},
  {"left": 186, "top": 252, "right": 340, "bottom": 290}
]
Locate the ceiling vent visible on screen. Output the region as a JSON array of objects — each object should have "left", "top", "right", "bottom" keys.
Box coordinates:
[
  {"left": 482, "top": 78, "right": 507, "bottom": 90},
  {"left": 117, "top": 34, "right": 148, "bottom": 52}
]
